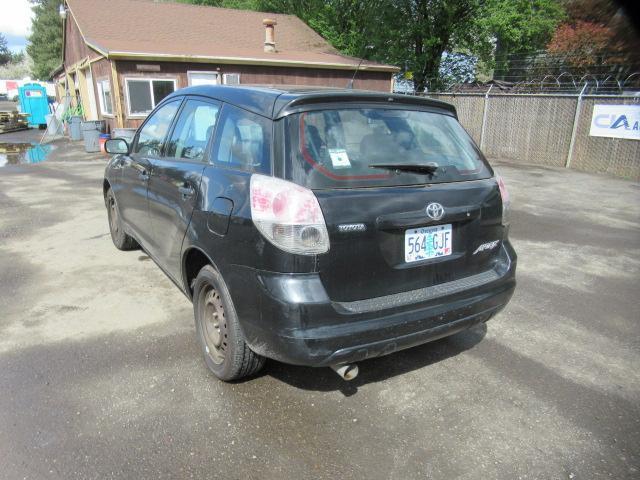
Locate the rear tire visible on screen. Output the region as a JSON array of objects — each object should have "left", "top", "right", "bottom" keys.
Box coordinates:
[
  {"left": 106, "top": 188, "right": 138, "bottom": 251},
  {"left": 193, "top": 265, "right": 265, "bottom": 381}
]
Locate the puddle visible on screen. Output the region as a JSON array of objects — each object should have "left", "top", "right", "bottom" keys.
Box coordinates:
[{"left": 0, "top": 142, "right": 56, "bottom": 167}]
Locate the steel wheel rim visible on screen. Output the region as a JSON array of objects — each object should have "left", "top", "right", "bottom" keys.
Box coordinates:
[{"left": 202, "top": 287, "right": 227, "bottom": 365}]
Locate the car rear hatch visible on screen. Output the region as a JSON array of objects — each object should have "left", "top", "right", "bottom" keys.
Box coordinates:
[{"left": 282, "top": 103, "right": 507, "bottom": 303}]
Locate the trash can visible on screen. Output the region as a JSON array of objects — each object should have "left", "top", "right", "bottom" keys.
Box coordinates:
[
  {"left": 82, "top": 121, "right": 102, "bottom": 153},
  {"left": 45, "top": 114, "right": 62, "bottom": 136},
  {"left": 90, "top": 120, "right": 106, "bottom": 133},
  {"left": 69, "top": 116, "right": 83, "bottom": 141}
]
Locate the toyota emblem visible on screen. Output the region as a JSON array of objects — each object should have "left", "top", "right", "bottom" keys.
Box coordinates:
[{"left": 425, "top": 202, "right": 445, "bottom": 220}]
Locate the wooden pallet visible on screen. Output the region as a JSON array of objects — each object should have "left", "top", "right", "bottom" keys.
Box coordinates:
[
  {"left": 0, "top": 111, "right": 30, "bottom": 133},
  {"left": 0, "top": 123, "right": 29, "bottom": 133},
  {"left": 0, "top": 112, "right": 29, "bottom": 122}
]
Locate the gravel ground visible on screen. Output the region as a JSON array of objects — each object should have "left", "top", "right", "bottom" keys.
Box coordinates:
[{"left": 0, "top": 141, "right": 638, "bottom": 479}]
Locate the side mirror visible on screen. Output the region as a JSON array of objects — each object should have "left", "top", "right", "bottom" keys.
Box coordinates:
[{"left": 105, "top": 138, "right": 130, "bottom": 155}]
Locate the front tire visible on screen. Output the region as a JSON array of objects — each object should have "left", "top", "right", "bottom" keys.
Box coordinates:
[
  {"left": 106, "top": 188, "right": 138, "bottom": 251},
  {"left": 193, "top": 265, "right": 265, "bottom": 381}
]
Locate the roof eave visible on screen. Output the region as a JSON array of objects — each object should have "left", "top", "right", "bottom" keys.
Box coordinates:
[
  {"left": 105, "top": 51, "right": 400, "bottom": 72},
  {"left": 49, "top": 63, "right": 65, "bottom": 80}
]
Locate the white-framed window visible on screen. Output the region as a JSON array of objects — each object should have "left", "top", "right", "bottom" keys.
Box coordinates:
[
  {"left": 223, "top": 73, "right": 241, "bottom": 85},
  {"left": 125, "top": 78, "right": 177, "bottom": 117},
  {"left": 96, "top": 78, "right": 113, "bottom": 116},
  {"left": 187, "top": 71, "right": 219, "bottom": 86}
]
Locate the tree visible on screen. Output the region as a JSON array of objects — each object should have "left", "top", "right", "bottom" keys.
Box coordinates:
[
  {"left": 476, "top": 0, "right": 565, "bottom": 80},
  {"left": 26, "top": 0, "right": 63, "bottom": 80},
  {"left": 184, "top": 0, "right": 567, "bottom": 91},
  {"left": 0, "top": 52, "right": 34, "bottom": 79},
  {"left": 0, "top": 33, "right": 12, "bottom": 66},
  {"left": 551, "top": 0, "right": 640, "bottom": 70},
  {"left": 548, "top": 21, "right": 621, "bottom": 69},
  {"left": 254, "top": 0, "right": 485, "bottom": 92}
]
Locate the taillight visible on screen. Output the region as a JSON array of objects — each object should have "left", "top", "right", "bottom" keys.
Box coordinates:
[
  {"left": 250, "top": 174, "right": 330, "bottom": 255},
  {"left": 496, "top": 174, "right": 510, "bottom": 226}
]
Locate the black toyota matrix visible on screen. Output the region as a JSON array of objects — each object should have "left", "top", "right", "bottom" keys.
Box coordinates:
[{"left": 103, "top": 85, "right": 516, "bottom": 381}]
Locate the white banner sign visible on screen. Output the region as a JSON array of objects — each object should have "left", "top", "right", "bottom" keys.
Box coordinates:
[{"left": 589, "top": 104, "right": 640, "bottom": 140}]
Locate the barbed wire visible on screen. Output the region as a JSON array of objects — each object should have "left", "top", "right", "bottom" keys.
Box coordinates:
[
  {"left": 393, "top": 47, "right": 640, "bottom": 95},
  {"left": 417, "top": 71, "right": 640, "bottom": 94}
]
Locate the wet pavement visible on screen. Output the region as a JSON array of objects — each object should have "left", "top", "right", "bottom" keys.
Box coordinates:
[
  {"left": 0, "top": 142, "right": 56, "bottom": 167},
  {"left": 0, "top": 129, "right": 49, "bottom": 167},
  {"left": 0, "top": 128, "right": 103, "bottom": 168},
  {"left": 0, "top": 153, "right": 639, "bottom": 479}
]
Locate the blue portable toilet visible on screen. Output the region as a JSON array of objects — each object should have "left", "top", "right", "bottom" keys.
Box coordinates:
[{"left": 18, "top": 83, "right": 49, "bottom": 128}]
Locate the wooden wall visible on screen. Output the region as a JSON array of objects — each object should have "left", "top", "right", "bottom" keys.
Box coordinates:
[
  {"left": 75, "top": 59, "right": 393, "bottom": 131},
  {"left": 63, "top": 12, "right": 100, "bottom": 68},
  {"left": 113, "top": 60, "right": 393, "bottom": 129}
]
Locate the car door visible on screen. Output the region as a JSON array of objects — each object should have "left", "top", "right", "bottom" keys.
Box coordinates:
[
  {"left": 146, "top": 97, "right": 221, "bottom": 281},
  {"left": 118, "top": 99, "right": 181, "bottom": 248}
]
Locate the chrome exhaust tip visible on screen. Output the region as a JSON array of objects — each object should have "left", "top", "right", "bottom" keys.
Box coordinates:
[{"left": 330, "top": 363, "right": 359, "bottom": 381}]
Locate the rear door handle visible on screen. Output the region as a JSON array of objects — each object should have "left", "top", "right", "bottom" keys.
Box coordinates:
[{"left": 178, "top": 185, "right": 195, "bottom": 198}]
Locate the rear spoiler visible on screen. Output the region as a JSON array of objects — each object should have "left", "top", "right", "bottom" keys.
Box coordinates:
[{"left": 273, "top": 92, "right": 458, "bottom": 119}]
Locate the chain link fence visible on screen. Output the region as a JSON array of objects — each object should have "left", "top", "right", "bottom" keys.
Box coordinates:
[{"left": 427, "top": 92, "right": 640, "bottom": 180}]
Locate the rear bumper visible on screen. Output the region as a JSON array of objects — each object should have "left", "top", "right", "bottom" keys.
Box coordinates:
[{"left": 225, "top": 242, "right": 516, "bottom": 367}]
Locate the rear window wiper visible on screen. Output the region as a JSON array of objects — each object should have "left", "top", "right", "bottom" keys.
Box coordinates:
[{"left": 368, "top": 163, "right": 438, "bottom": 175}]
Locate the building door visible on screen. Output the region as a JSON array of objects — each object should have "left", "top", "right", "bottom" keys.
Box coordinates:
[{"left": 187, "top": 71, "right": 219, "bottom": 87}]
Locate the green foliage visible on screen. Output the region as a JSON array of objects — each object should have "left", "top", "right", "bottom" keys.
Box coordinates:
[
  {"left": 26, "top": 0, "right": 63, "bottom": 80},
  {"left": 183, "top": 0, "right": 562, "bottom": 90},
  {"left": 259, "top": 0, "right": 486, "bottom": 91},
  {"left": 11, "top": 51, "right": 26, "bottom": 64},
  {"left": 0, "top": 33, "right": 12, "bottom": 66},
  {"left": 480, "top": 0, "right": 565, "bottom": 54},
  {"left": 390, "top": 1, "right": 485, "bottom": 91},
  {"left": 0, "top": 52, "right": 34, "bottom": 79},
  {"left": 476, "top": 0, "right": 565, "bottom": 78}
]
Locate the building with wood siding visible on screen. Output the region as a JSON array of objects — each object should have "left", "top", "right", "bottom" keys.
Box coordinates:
[{"left": 53, "top": 0, "right": 398, "bottom": 132}]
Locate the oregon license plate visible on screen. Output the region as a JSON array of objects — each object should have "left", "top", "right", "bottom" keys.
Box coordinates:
[{"left": 405, "top": 224, "right": 453, "bottom": 263}]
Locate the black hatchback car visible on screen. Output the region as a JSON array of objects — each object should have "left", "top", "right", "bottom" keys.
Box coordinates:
[{"left": 104, "top": 85, "right": 516, "bottom": 381}]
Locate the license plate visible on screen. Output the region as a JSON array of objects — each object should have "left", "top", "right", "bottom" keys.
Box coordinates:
[{"left": 405, "top": 224, "right": 453, "bottom": 263}]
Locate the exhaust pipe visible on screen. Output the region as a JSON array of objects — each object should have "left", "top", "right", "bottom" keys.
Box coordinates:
[{"left": 330, "top": 363, "right": 359, "bottom": 381}]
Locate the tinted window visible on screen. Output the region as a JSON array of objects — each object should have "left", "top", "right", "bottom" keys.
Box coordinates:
[
  {"left": 127, "top": 79, "right": 176, "bottom": 115},
  {"left": 213, "top": 104, "right": 271, "bottom": 173},
  {"left": 152, "top": 81, "right": 175, "bottom": 105},
  {"left": 286, "top": 108, "right": 492, "bottom": 188},
  {"left": 166, "top": 99, "right": 220, "bottom": 161},
  {"left": 128, "top": 80, "right": 153, "bottom": 115},
  {"left": 134, "top": 100, "right": 180, "bottom": 156}
]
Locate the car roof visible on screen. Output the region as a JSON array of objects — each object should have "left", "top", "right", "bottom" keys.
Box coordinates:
[{"left": 165, "top": 84, "right": 457, "bottom": 119}]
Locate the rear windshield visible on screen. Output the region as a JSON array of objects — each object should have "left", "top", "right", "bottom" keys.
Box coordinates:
[{"left": 285, "top": 108, "right": 492, "bottom": 188}]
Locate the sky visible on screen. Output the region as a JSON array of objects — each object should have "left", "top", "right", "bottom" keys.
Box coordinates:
[{"left": 0, "top": 0, "right": 35, "bottom": 53}]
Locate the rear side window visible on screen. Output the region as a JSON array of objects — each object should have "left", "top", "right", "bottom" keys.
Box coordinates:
[
  {"left": 285, "top": 108, "right": 492, "bottom": 188},
  {"left": 212, "top": 104, "right": 271, "bottom": 174},
  {"left": 165, "top": 99, "right": 220, "bottom": 162},
  {"left": 134, "top": 99, "right": 180, "bottom": 156}
]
